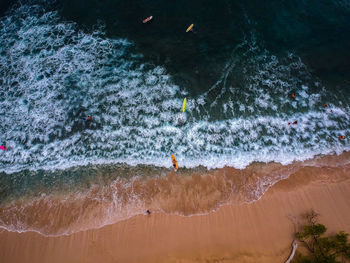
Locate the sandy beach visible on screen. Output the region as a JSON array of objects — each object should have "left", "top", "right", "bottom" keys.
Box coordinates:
[{"left": 1, "top": 158, "right": 350, "bottom": 263}]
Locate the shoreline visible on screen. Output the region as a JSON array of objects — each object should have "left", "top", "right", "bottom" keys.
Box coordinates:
[
  {"left": 1, "top": 151, "right": 349, "bottom": 236},
  {"left": 1, "top": 156, "right": 350, "bottom": 262}
]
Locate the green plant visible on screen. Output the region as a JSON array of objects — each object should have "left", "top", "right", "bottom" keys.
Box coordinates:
[{"left": 292, "top": 210, "right": 350, "bottom": 263}]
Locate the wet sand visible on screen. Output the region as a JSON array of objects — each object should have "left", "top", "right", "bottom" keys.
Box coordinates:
[{"left": 1, "top": 159, "right": 350, "bottom": 263}]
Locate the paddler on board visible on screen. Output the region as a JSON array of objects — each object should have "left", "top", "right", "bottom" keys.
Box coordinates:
[
  {"left": 182, "top": 98, "right": 187, "bottom": 112},
  {"left": 142, "top": 16, "right": 153, "bottom": 24},
  {"left": 186, "top": 24, "right": 194, "bottom": 32}
]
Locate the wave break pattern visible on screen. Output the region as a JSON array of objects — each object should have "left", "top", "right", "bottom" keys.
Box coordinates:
[{"left": 0, "top": 3, "right": 349, "bottom": 173}]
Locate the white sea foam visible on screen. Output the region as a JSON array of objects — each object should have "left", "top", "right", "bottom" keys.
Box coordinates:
[{"left": 0, "top": 2, "right": 349, "bottom": 174}]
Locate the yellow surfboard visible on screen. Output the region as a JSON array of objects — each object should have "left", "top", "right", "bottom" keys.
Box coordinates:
[
  {"left": 171, "top": 154, "right": 178, "bottom": 170},
  {"left": 182, "top": 98, "right": 187, "bottom": 112},
  {"left": 186, "top": 24, "right": 194, "bottom": 32}
]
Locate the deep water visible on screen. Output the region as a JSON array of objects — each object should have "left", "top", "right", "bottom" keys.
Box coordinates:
[{"left": 58, "top": 0, "right": 350, "bottom": 92}]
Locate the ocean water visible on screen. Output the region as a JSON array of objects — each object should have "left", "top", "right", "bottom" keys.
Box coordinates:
[{"left": 0, "top": 0, "right": 349, "bottom": 235}]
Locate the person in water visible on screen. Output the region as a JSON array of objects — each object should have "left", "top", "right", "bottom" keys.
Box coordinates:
[
  {"left": 291, "top": 93, "right": 296, "bottom": 99},
  {"left": 142, "top": 16, "right": 153, "bottom": 24},
  {"left": 0, "top": 146, "right": 7, "bottom": 150},
  {"left": 82, "top": 116, "right": 92, "bottom": 121},
  {"left": 338, "top": 136, "right": 346, "bottom": 140},
  {"left": 288, "top": 121, "right": 298, "bottom": 125}
]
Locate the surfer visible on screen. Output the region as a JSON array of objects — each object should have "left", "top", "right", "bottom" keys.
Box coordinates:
[
  {"left": 182, "top": 98, "right": 187, "bottom": 112},
  {"left": 186, "top": 24, "right": 194, "bottom": 33},
  {"left": 0, "top": 146, "right": 7, "bottom": 150},
  {"left": 142, "top": 16, "right": 153, "bottom": 24},
  {"left": 171, "top": 154, "right": 178, "bottom": 171}
]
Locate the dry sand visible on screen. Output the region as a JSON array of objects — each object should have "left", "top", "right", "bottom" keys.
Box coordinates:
[{"left": 1, "top": 163, "right": 350, "bottom": 263}]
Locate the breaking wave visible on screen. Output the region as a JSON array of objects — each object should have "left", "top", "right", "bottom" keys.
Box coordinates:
[{"left": 0, "top": 3, "right": 349, "bottom": 174}]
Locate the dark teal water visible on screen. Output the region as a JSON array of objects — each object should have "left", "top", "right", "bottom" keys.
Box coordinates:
[{"left": 58, "top": 0, "right": 350, "bottom": 92}]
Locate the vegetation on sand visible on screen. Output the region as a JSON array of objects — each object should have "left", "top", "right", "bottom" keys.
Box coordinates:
[{"left": 292, "top": 210, "right": 350, "bottom": 263}]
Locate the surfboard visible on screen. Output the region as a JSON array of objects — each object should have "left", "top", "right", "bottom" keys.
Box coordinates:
[
  {"left": 171, "top": 154, "right": 178, "bottom": 170},
  {"left": 182, "top": 98, "right": 187, "bottom": 112},
  {"left": 143, "top": 16, "right": 153, "bottom": 24},
  {"left": 186, "top": 24, "right": 194, "bottom": 32}
]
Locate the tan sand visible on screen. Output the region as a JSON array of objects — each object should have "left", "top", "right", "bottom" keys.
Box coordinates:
[{"left": 1, "top": 163, "right": 350, "bottom": 263}]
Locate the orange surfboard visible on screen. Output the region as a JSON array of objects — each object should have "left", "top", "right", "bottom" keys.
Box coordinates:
[
  {"left": 171, "top": 154, "right": 178, "bottom": 170},
  {"left": 186, "top": 24, "right": 194, "bottom": 32}
]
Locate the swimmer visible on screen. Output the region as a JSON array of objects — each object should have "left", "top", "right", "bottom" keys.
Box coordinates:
[
  {"left": 82, "top": 116, "right": 92, "bottom": 121},
  {"left": 291, "top": 93, "right": 296, "bottom": 99}
]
